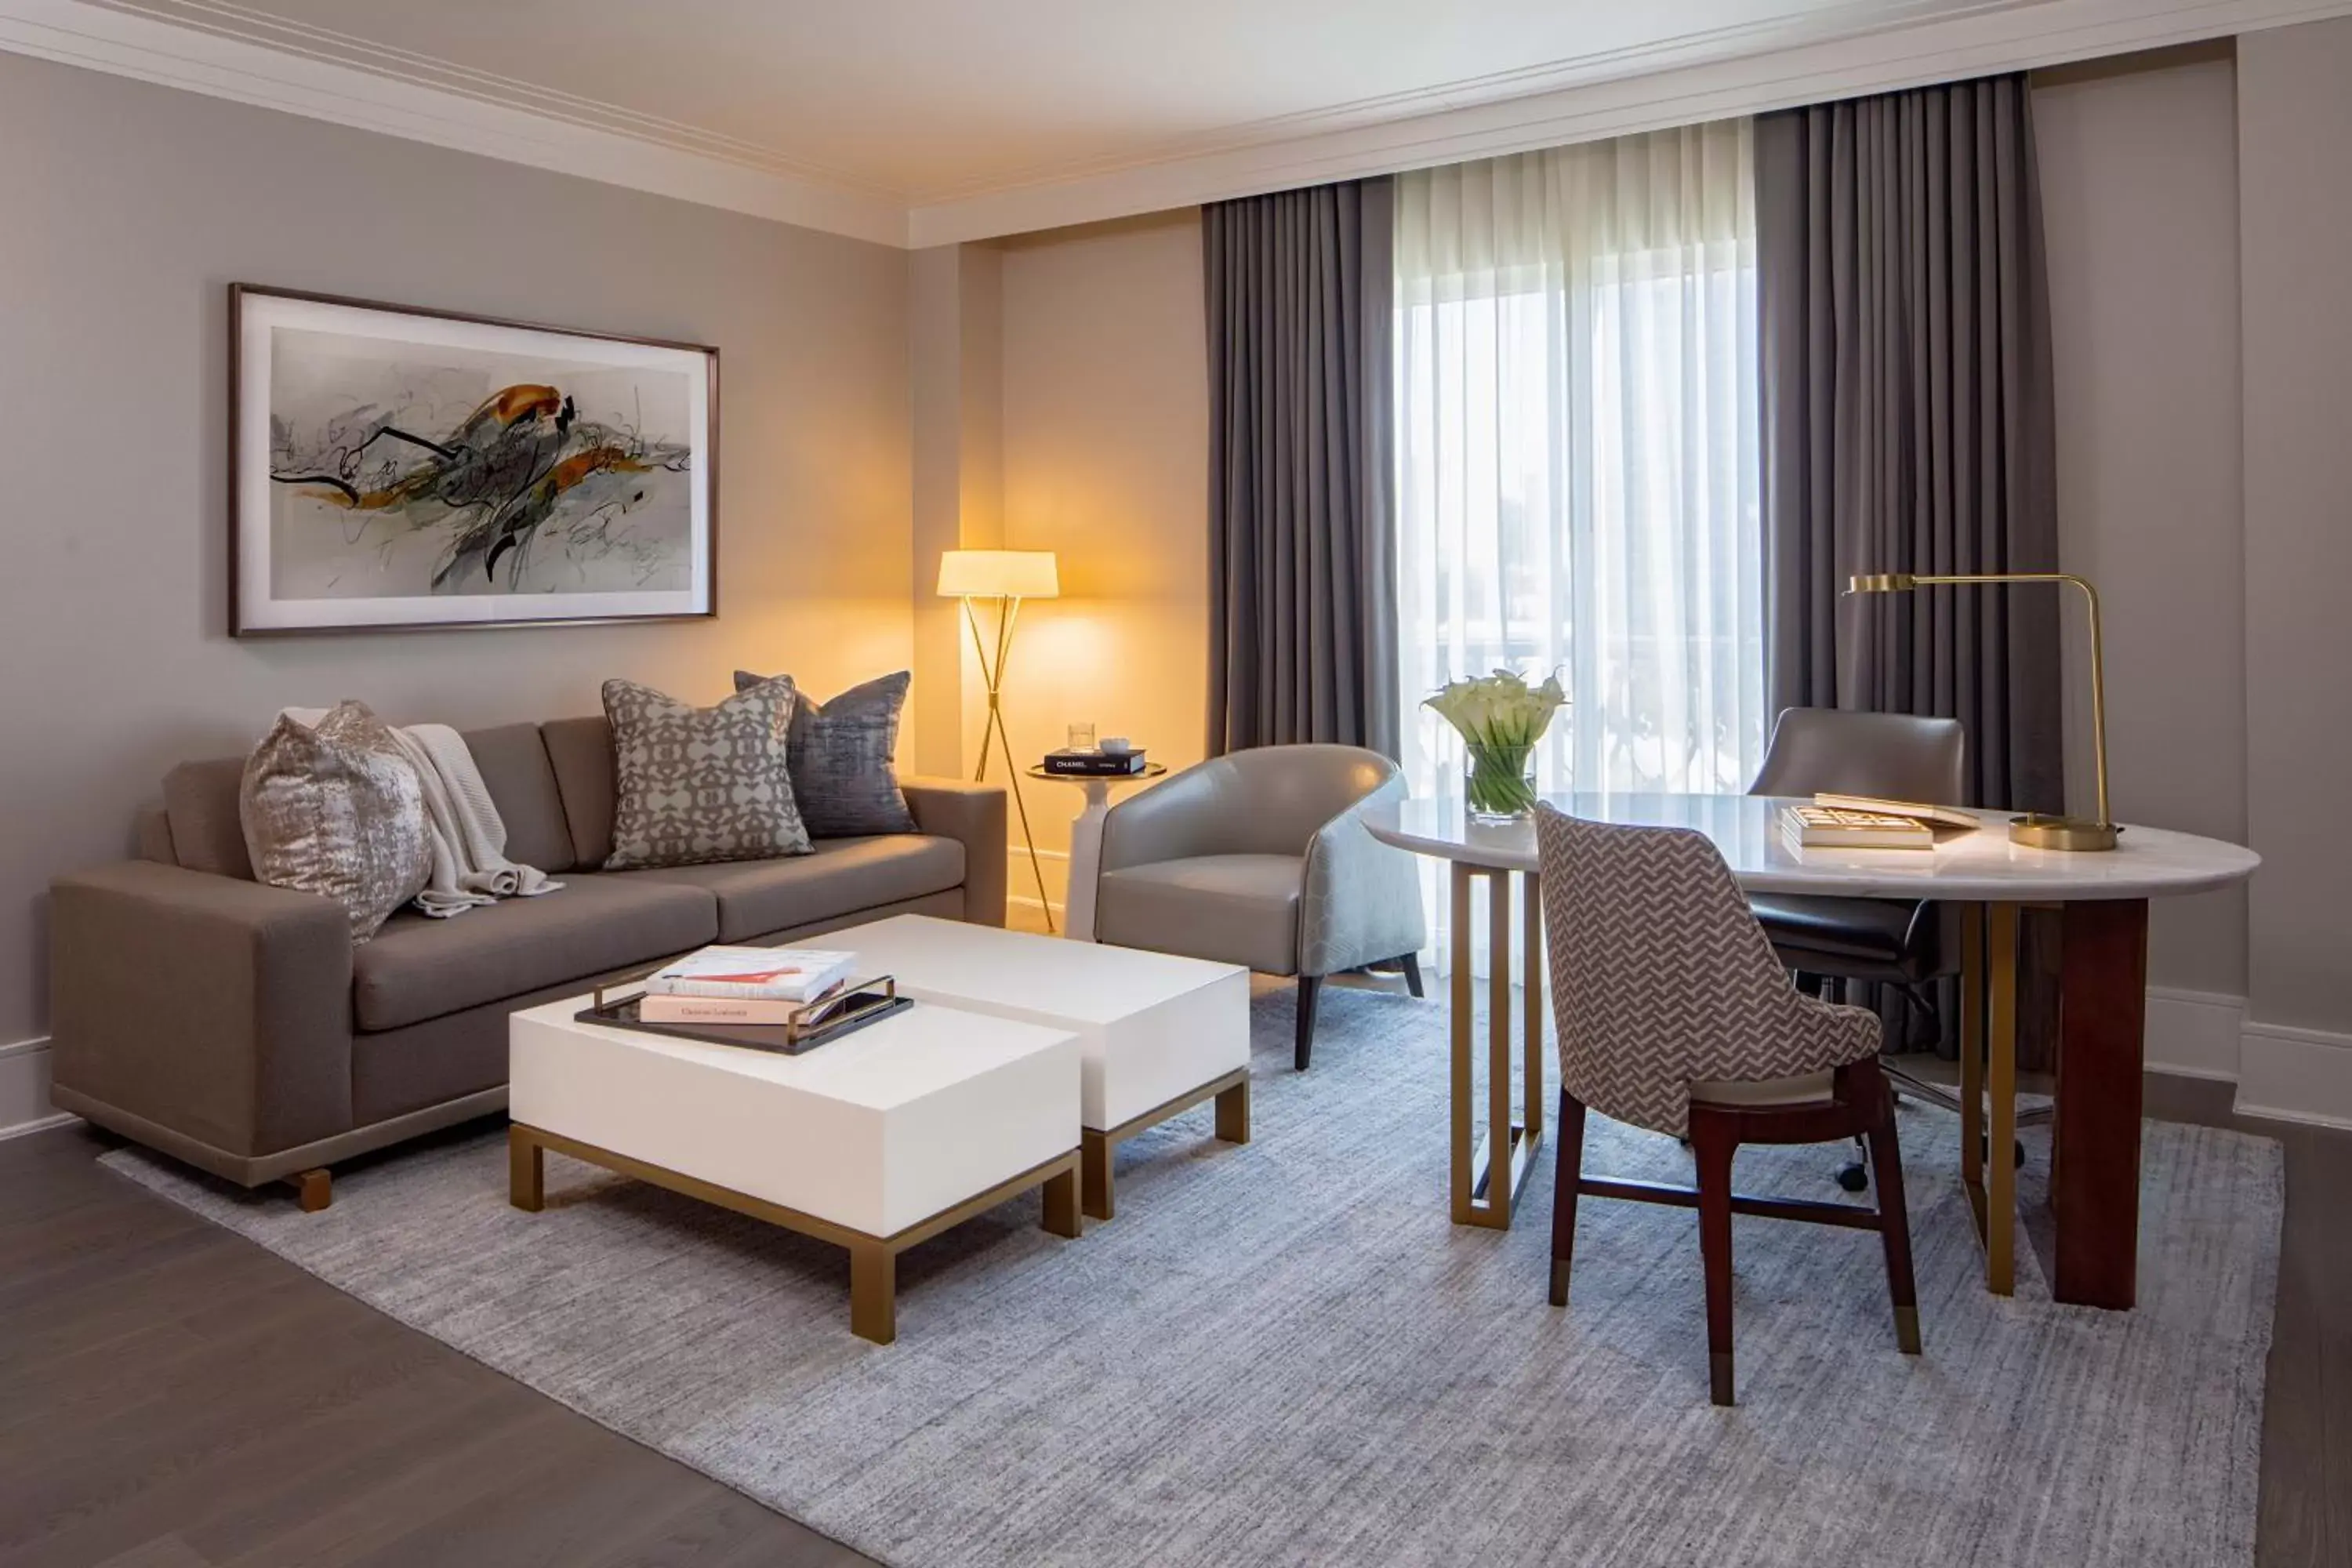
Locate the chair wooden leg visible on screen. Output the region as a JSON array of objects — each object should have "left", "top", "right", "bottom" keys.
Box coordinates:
[
  {"left": 1549, "top": 1091, "right": 1588, "bottom": 1306},
  {"left": 1690, "top": 1112, "right": 1740, "bottom": 1406},
  {"left": 1399, "top": 952, "right": 1425, "bottom": 999},
  {"left": 1294, "top": 975, "right": 1323, "bottom": 1071},
  {"left": 1860, "top": 1065, "right": 1922, "bottom": 1355}
]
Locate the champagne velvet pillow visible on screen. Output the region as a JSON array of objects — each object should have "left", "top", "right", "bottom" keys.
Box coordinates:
[
  {"left": 239, "top": 700, "right": 430, "bottom": 942},
  {"left": 603, "top": 677, "right": 814, "bottom": 869},
  {"left": 732, "top": 670, "right": 917, "bottom": 837}
]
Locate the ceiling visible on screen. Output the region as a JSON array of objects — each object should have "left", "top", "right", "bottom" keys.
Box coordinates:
[
  {"left": 83, "top": 0, "right": 1990, "bottom": 200},
  {"left": 6, "top": 0, "right": 2338, "bottom": 244}
]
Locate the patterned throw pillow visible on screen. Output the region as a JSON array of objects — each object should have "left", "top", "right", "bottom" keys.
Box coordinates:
[
  {"left": 240, "top": 700, "right": 431, "bottom": 942},
  {"left": 603, "top": 677, "right": 813, "bottom": 869},
  {"left": 732, "top": 670, "right": 917, "bottom": 837}
]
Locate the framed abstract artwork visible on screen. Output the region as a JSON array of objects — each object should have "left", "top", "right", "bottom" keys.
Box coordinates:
[{"left": 230, "top": 285, "right": 718, "bottom": 635}]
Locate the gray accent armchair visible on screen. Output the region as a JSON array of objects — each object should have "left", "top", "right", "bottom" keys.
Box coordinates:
[{"left": 1093, "top": 744, "right": 1427, "bottom": 1069}]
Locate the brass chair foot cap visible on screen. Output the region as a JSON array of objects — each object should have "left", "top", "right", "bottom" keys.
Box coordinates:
[{"left": 1896, "top": 1305, "right": 1922, "bottom": 1355}]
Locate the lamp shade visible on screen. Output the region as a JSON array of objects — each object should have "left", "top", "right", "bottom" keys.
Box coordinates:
[{"left": 937, "top": 550, "right": 1059, "bottom": 600}]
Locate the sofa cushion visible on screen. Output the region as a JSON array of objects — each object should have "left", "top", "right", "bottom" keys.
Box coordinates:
[
  {"left": 352, "top": 873, "right": 717, "bottom": 1032},
  {"left": 1095, "top": 853, "right": 1303, "bottom": 975},
  {"left": 602, "top": 677, "right": 811, "bottom": 870},
  {"left": 163, "top": 756, "right": 256, "bottom": 879},
  {"left": 541, "top": 716, "right": 618, "bottom": 869},
  {"left": 623, "top": 835, "right": 964, "bottom": 942},
  {"left": 459, "top": 723, "right": 575, "bottom": 874}
]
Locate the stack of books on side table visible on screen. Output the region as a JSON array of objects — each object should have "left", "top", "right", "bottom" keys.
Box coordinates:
[
  {"left": 1780, "top": 793, "right": 1983, "bottom": 851},
  {"left": 638, "top": 946, "right": 858, "bottom": 1024},
  {"left": 1042, "top": 746, "right": 1150, "bottom": 776}
]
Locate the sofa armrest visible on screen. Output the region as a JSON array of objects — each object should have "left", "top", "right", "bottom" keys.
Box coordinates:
[
  {"left": 1300, "top": 778, "right": 1428, "bottom": 976},
  {"left": 49, "top": 862, "right": 354, "bottom": 1165},
  {"left": 901, "top": 779, "right": 1007, "bottom": 927}
]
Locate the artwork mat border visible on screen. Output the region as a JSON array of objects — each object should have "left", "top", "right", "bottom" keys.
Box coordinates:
[{"left": 229, "top": 282, "right": 720, "bottom": 637}]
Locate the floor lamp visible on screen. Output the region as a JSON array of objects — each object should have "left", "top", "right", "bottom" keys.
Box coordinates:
[{"left": 938, "top": 549, "right": 1060, "bottom": 931}]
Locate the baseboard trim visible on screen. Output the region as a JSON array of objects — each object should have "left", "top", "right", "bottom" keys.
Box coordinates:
[
  {"left": 2143, "top": 987, "right": 2246, "bottom": 1081},
  {"left": 2235, "top": 1020, "right": 2352, "bottom": 1132},
  {"left": 0, "top": 1035, "right": 70, "bottom": 1139}
]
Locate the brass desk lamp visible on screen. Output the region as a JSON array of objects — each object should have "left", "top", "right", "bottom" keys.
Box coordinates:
[{"left": 1846, "top": 572, "right": 2118, "bottom": 851}]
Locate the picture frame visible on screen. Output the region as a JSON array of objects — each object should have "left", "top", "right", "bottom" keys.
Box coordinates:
[{"left": 230, "top": 284, "right": 719, "bottom": 635}]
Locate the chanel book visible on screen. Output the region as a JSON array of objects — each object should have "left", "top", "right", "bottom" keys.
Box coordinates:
[{"left": 1043, "top": 748, "right": 1149, "bottom": 776}]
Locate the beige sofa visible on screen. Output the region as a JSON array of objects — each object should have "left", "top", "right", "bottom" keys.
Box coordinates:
[{"left": 47, "top": 717, "right": 1006, "bottom": 1207}]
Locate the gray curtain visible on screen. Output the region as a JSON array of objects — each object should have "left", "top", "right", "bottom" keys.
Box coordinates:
[
  {"left": 1204, "top": 176, "right": 1399, "bottom": 759},
  {"left": 1758, "top": 76, "right": 2063, "bottom": 815}
]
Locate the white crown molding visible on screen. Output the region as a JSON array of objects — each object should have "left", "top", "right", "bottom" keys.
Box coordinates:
[
  {"left": 7, "top": 0, "right": 2352, "bottom": 249},
  {"left": 0, "top": 0, "right": 910, "bottom": 246},
  {"left": 909, "top": 0, "right": 2352, "bottom": 244}
]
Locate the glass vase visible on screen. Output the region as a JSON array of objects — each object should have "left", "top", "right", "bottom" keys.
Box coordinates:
[{"left": 1463, "top": 744, "right": 1539, "bottom": 822}]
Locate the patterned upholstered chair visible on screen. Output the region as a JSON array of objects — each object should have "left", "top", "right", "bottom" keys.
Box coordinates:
[
  {"left": 1094, "top": 745, "right": 1426, "bottom": 1069},
  {"left": 1534, "top": 804, "right": 1921, "bottom": 1406}
]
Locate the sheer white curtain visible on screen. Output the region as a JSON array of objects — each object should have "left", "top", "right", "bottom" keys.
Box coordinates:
[{"left": 1395, "top": 121, "right": 1766, "bottom": 970}]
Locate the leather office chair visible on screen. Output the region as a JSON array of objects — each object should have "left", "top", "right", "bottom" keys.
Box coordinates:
[
  {"left": 1093, "top": 745, "right": 1427, "bottom": 1070},
  {"left": 1535, "top": 804, "right": 1921, "bottom": 1406},
  {"left": 1747, "top": 707, "right": 2034, "bottom": 1188}
]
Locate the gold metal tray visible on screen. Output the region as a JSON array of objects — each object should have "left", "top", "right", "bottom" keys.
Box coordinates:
[{"left": 575, "top": 975, "right": 911, "bottom": 1056}]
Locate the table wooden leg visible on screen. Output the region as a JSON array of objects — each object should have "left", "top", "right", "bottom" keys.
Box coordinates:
[
  {"left": 2053, "top": 898, "right": 2149, "bottom": 1308},
  {"left": 1985, "top": 902, "right": 2020, "bottom": 1297},
  {"left": 1079, "top": 1132, "right": 1113, "bottom": 1223},
  {"left": 507, "top": 1125, "right": 543, "bottom": 1214},
  {"left": 1214, "top": 1076, "right": 1250, "bottom": 1144},
  {"left": 1959, "top": 904, "right": 1986, "bottom": 1236},
  {"left": 1041, "top": 1163, "right": 1082, "bottom": 1239},
  {"left": 849, "top": 1243, "right": 896, "bottom": 1344},
  {"left": 1449, "top": 863, "right": 1475, "bottom": 1223},
  {"left": 1523, "top": 869, "right": 1544, "bottom": 1145},
  {"left": 1486, "top": 869, "right": 1514, "bottom": 1225}
]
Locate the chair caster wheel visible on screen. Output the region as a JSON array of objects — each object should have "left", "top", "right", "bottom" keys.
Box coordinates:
[{"left": 1835, "top": 1163, "right": 1869, "bottom": 1193}]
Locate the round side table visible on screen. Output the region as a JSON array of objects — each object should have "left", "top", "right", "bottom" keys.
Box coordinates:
[{"left": 1025, "top": 763, "right": 1167, "bottom": 941}]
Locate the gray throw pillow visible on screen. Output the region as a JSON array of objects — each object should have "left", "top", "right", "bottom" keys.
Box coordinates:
[
  {"left": 604, "top": 677, "right": 814, "bottom": 869},
  {"left": 240, "top": 700, "right": 430, "bottom": 943},
  {"left": 732, "top": 670, "right": 917, "bottom": 837}
]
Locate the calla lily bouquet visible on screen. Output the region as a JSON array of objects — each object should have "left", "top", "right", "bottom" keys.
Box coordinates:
[{"left": 1425, "top": 669, "right": 1568, "bottom": 818}]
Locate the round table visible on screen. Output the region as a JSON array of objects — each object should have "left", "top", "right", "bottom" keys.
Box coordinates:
[
  {"left": 1026, "top": 763, "right": 1167, "bottom": 942},
  {"left": 1364, "top": 792, "right": 2259, "bottom": 1308}
]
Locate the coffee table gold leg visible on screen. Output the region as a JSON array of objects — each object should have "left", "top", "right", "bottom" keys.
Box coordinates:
[
  {"left": 849, "top": 1243, "right": 896, "bottom": 1345},
  {"left": 1079, "top": 1132, "right": 1113, "bottom": 1222},
  {"left": 1986, "top": 902, "right": 2020, "bottom": 1297},
  {"left": 1041, "top": 1163, "right": 1082, "bottom": 1238},
  {"left": 507, "top": 1124, "right": 543, "bottom": 1213},
  {"left": 1214, "top": 1076, "right": 1251, "bottom": 1144}
]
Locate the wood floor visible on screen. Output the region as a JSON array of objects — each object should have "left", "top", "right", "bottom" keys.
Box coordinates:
[{"left": 2, "top": 1072, "right": 2343, "bottom": 1568}]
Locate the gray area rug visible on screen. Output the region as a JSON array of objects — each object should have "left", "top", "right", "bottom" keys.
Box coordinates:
[{"left": 105, "top": 984, "right": 2281, "bottom": 1568}]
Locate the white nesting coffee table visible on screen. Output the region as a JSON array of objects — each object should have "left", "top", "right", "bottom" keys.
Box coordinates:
[
  {"left": 508, "top": 991, "right": 1081, "bottom": 1344},
  {"left": 825, "top": 915, "right": 1251, "bottom": 1221}
]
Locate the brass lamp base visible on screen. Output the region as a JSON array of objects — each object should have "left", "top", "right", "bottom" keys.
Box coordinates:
[{"left": 2009, "top": 814, "right": 2120, "bottom": 852}]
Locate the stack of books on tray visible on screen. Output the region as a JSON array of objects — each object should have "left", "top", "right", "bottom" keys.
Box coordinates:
[
  {"left": 1042, "top": 747, "right": 1149, "bottom": 776},
  {"left": 636, "top": 946, "right": 858, "bottom": 1024},
  {"left": 1780, "top": 793, "right": 1982, "bottom": 851}
]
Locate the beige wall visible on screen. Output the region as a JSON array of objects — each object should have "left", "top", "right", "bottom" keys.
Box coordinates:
[
  {"left": 995, "top": 213, "right": 1210, "bottom": 909},
  {"left": 0, "top": 51, "right": 913, "bottom": 1046},
  {"left": 2239, "top": 17, "right": 2352, "bottom": 1047},
  {"left": 909, "top": 214, "right": 1209, "bottom": 914},
  {"left": 2035, "top": 47, "right": 2249, "bottom": 1000}
]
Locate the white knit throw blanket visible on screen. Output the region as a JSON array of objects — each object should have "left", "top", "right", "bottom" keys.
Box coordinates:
[{"left": 283, "top": 710, "right": 561, "bottom": 918}]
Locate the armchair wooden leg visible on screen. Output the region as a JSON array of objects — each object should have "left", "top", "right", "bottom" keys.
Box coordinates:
[
  {"left": 1549, "top": 1091, "right": 1588, "bottom": 1306},
  {"left": 1399, "top": 952, "right": 1425, "bottom": 999},
  {"left": 1860, "top": 1065, "right": 1922, "bottom": 1355},
  {"left": 1294, "top": 975, "right": 1323, "bottom": 1071},
  {"left": 1690, "top": 1113, "right": 1740, "bottom": 1406}
]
